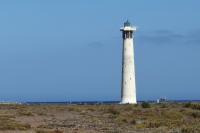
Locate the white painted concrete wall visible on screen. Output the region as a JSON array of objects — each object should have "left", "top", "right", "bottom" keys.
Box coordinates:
[{"left": 121, "top": 36, "right": 137, "bottom": 104}]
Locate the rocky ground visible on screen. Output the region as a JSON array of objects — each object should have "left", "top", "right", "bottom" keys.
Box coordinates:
[{"left": 0, "top": 102, "right": 200, "bottom": 133}]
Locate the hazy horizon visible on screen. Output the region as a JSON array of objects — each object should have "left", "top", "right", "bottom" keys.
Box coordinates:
[{"left": 0, "top": 1, "right": 200, "bottom": 102}]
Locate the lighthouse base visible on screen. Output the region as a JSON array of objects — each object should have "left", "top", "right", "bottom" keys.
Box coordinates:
[{"left": 120, "top": 98, "right": 137, "bottom": 104}]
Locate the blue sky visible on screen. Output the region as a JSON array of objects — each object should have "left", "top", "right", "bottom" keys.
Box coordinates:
[{"left": 0, "top": 0, "right": 200, "bottom": 102}]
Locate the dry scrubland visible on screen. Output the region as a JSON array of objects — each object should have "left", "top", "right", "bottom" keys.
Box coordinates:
[{"left": 0, "top": 102, "right": 200, "bottom": 133}]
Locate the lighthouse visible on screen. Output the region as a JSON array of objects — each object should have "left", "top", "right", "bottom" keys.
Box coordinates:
[{"left": 120, "top": 20, "right": 137, "bottom": 104}]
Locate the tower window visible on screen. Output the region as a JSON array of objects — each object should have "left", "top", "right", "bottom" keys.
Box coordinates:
[{"left": 123, "top": 31, "right": 133, "bottom": 39}]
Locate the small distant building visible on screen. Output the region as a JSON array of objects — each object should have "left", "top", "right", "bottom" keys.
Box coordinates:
[{"left": 157, "top": 97, "right": 167, "bottom": 103}]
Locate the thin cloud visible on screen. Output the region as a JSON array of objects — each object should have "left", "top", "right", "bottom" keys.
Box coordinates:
[
  {"left": 185, "top": 30, "right": 200, "bottom": 44},
  {"left": 87, "top": 30, "right": 200, "bottom": 47},
  {"left": 87, "top": 41, "right": 104, "bottom": 48},
  {"left": 136, "top": 29, "right": 200, "bottom": 45},
  {"left": 137, "top": 30, "right": 184, "bottom": 45}
]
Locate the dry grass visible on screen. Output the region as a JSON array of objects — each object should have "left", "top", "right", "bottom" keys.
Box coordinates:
[
  {"left": 36, "top": 129, "right": 63, "bottom": 133},
  {"left": 0, "top": 114, "right": 31, "bottom": 130},
  {"left": 0, "top": 102, "right": 200, "bottom": 133}
]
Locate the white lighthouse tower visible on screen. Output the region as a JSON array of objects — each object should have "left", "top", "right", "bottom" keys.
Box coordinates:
[{"left": 120, "top": 20, "right": 137, "bottom": 104}]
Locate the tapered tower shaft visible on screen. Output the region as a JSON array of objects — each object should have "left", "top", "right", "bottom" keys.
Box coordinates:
[{"left": 120, "top": 20, "right": 137, "bottom": 104}]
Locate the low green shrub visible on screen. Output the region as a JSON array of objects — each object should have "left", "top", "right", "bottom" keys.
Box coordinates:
[
  {"left": 141, "top": 102, "right": 151, "bottom": 108},
  {"left": 184, "top": 102, "right": 200, "bottom": 110},
  {"left": 184, "top": 102, "right": 192, "bottom": 108},
  {"left": 190, "top": 111, "right": 200, "bottom": 118},
  {"left": 18, "top": 111, "right": 34, "bottom": 116},
  {"left": 146, "top": 121, "right": 161, "bottom": 128},
  {"left": 191, "top": 104, "right": 200, "bottom": 110},
  {"left": 181, "top": 126, "right": 195, "bottom": 133},
  {"left": 130, "top": 119, "right": 136, "bottom": 125},
  {"left": 107, "top": 107, "right": 120, "bottom": 115},
  {"left": 36, "top": 129, "right": 63, "bottom": 133}
]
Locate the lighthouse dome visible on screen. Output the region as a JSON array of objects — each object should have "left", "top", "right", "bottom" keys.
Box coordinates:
[{"left": 124, "top": 20, "right": 131, "bottom": 27}]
